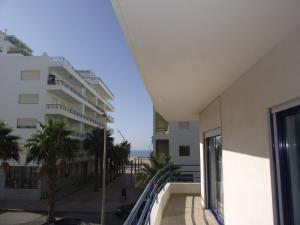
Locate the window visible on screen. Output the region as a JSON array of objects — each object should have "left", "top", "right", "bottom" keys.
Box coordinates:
[
  {"left": 19, "top": 94, "right": 39, "bottom": 104},
  {"left": 5, "top": 166, "right": 38, "bottom": 189},
  {"left": 17, "top": 118, "right": 37, "bottom": 128},
  {"left": 179, "top": 146, "right": 190, "bottom": 156},
  {"left": 21, "top": 71, "right": 40, "bottom": 80},
  {"left": 178, "top": 121, "right": 190, "bottom": 129}
]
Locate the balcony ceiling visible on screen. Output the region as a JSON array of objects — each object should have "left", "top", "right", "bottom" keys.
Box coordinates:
[{"left": 112, "top": 0, "right": 300, "bottom": 121}]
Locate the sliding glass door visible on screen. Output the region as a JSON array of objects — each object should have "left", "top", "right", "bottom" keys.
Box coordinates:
[
  {"left": 206, "top": 135, "right": 224, "bottom": 224},
  {"left": 274, "top": 105, "right": 300, "bottom": 225}
]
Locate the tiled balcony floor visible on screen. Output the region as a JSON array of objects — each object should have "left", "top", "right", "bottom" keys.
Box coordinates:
[{"left": 161, "top": 195, "right": 217, "bottom": 225}]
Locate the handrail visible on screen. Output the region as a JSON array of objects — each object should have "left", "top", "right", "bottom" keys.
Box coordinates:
[
  {"left": 123, "top": 164, "right": 200, "bottom": 225},
  {"left": 47, "top": 79, "right": 105, "bottom": 113},
  {"left": 123, "top": 165, "right": 170, "bottom": 225},
  {"left": 46, "top": 104, "right": 101, "bottom": 126}
]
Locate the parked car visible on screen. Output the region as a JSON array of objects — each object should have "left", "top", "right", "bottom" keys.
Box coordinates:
[
  {"left": 116, "top": 200, "right": 147, "bottom": 220},
  {"left": 44, "top": 218, "right": 90, "bottom": 225}
]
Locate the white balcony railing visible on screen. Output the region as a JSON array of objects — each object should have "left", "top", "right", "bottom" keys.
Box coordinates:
[
  {"left": 49, "top": 57, "right": 114, "bottom": 112},
  {"left": 46, "top": 104, "right": 102, "bottom": 126},
  {"left": 47, "top": 79, "right": 105, "bottom": 113}
]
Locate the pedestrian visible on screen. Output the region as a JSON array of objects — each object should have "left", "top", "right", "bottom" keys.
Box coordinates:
[{"left": 121, "top": 187, "right": 127, "bottom": 201}]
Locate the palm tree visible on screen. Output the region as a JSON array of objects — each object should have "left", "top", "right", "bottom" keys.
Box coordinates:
[
  {"left": 84, "top": 128, "right": 114, "bottom": 189},
  {"left": 136, "top": 154, "right": 171, "bottom": 188},
  {"left": 0, "top": 122, "right": 21, "bottom": 173},
  {"left": 105, "top": 129, "right": 115, "bottom": 182},
  {"left": 114, "top": 140, "right": 130, "bottom": 174},
  {"left": 83, "top": 128, "right": 103, "bottom": 191},
  {"left": 25, "top": 119, "right": 79, "bottom": 223}
]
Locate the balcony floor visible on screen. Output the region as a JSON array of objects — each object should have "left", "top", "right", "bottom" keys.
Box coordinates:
[{"left": 161, "top": 195, "right": 217, "bottom": 225}]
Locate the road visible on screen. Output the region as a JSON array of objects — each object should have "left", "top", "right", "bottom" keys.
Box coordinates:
[
  {"left": 0, "top": 211, "right": 124, "bottom": 225},
  {"left": 0, "top": 172, "right": 142, "bottom": 225}
]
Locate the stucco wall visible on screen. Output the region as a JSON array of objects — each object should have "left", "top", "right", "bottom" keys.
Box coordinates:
[
  {"left": 199, "top": 27, "right": 300, "bottom": 225},
  {"left": 199, "top": 98, "right": 221, "bottom": 206}
]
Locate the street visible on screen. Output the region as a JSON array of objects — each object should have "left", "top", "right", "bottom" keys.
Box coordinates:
[
  {"left": 0, "top": 211, "right": 124, "bottom": 225},
  {"left": 0, "top": 172, "right": 142, "bottom": 225}
]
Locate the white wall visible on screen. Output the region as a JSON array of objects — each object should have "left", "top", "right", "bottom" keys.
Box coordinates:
[
  {"left": 153, "top": 110, "right": 200, "bottom": 167},
  {"left": 169, "top": 121, "right": 200, "bottom": 166},
  {"left": 199, "top": 26, "right": 300, "bottom": 225}
]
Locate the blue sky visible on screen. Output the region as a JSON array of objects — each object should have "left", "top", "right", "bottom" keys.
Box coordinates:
[{"left": 0, "top": 0, "right": 153, "bottom": 150}]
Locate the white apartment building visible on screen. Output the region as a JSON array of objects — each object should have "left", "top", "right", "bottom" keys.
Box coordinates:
[
  {"left": 0, "top": 30, "right": 114, "bottom": 199},
  {"left": 113, "top": 1, "right": 300, "bottom": 225},
  {"left": 153, "top": 110, "right": 200, "bottom": 181}
]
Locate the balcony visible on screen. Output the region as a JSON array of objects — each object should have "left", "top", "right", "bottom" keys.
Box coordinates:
[
  {"left": 79, "top": 73, "right": 115, "bottom": 100},
  {"left": 49, "top": 57, "right": 114, "bottom": 112},
  {"left": 46, "top": 104, "right": 102, "bottom": 127},
  {"left": 47, "top": 79, "right": 105, "bottom": 114},
  {"left": 70, "top": 131, "right": 86, "bottom": 139},
  {"left": 122, "top": 164, "right": 217, "bottom": 225}
]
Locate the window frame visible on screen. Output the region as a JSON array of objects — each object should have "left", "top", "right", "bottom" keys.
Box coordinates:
[
  {"left": 179, "top": 145, "right": 190, "bottom": 156},
  {"left": 18, "top": 94, "right": 39, "bottom": 104}
]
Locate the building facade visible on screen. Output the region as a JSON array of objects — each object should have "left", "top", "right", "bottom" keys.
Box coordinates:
[
  {"left": 153, "top": 110, "right": 200, "bottom": 182},
  {"left": 0, "top": 30, "right": 114, "bottom": 199},
  {"left": 153, "top": 110, "right": 200, "bottom": 181},
  {"left": 112, "top": 1, "right": 300, "bottom": 225}
]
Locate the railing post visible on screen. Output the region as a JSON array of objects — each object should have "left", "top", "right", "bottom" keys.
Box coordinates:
[{"left": 168, "top": 162, "right": 171, "bottom": 182}]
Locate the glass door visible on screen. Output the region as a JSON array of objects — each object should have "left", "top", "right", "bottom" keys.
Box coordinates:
[
  {"left": 275, "top": 105, "right": 300, "bottom": 225},
  {"left": 206, "top": 135, "right": 224, "bottom": 224}
]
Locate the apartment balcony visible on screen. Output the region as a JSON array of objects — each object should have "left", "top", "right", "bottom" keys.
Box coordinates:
[
  {"left": 123, "top": 165, "right": 217, "bottom": 225},
  {"left": 47, "top": 79, "right": 105, "bottom": 114},
  {"left": 46, "top": 104, "right": 102, "bottom": 128},
  {"left": 70, "top": 131, "right": 86, "bottom": 140},
  {"left": 49, "top": 57, "right": 114, "bottom": 113},
  {"left": 77, "top": 70, "right": 115, "bottom": 101}
]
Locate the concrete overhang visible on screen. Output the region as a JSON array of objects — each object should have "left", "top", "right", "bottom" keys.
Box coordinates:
[{"left": 112, "top": 0, "right": 300, "bottom": 121}]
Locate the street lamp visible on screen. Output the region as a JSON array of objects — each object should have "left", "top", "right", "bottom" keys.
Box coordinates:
[{"left": 101, "top": 113, "right": 107, "bottom": 225}]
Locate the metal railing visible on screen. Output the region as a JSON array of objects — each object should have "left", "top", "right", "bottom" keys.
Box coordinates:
[
  {"left": 49, "top": 56, "right": 77, "bottom": 73},
  {"left": 47, "top": 79, "right": 105, "bottom": 113},
  {"left": 124, "top": 164, "right": 200, "bottom": 225},
  {"left": 46, "top": 104, "right": 101, "bottom": 126}
]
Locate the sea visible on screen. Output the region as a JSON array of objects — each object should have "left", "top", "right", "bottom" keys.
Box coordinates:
[{"left": 130, "top": 150, "right": 152, "bottom": 158}]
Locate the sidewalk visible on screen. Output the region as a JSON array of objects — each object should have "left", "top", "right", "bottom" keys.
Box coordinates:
[{"left": 0, "top": 173, "right": 142, "bottom": 213}]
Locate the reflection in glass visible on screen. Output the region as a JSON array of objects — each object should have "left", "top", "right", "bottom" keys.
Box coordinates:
[{"left": 207, "top": 135, "right": 224, "bottom": 220}]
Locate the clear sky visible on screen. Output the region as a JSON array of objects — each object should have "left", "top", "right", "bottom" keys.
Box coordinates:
[{"left": 0, "top": 0, "right": 153, "bottom": 150}]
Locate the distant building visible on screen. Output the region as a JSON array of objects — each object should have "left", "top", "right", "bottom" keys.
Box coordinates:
[
  {"left": 0, "top": 30, "right": 114, "bottom": 199},
  {"left": 153, "top": 109, "right": 200, "bottom": 181}
]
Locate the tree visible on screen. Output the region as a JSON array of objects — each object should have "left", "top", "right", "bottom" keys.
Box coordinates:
[
  {"left": 84, "top": 128, "right": 114, "bottom": 188},
  {"left": 136, "top": 154, "right": 171, "bottom": 188},
  {"left": 83, "top": 127, "right": 103, "bottom": 191},
  {"left": 25, "top": 119, "right": 79, "bottom": 223},
  {"left": 105, "top": 129, "right": 115, "bottom": 182},
  {"left": 0, "top": 122, "right": 20, "bottom": 173}
]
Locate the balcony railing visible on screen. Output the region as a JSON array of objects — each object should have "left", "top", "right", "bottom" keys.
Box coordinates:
[
  {"left": 46, "top": 104, "right": 101, "bottom": 126},
  {"left": 124, "top": 164, "right": 200, "bottom": 225},
  {"left": 47, "top": 79, "right": 105, "bottom": 113},
  {"left": 49, "top": 56, "right": 114, "bottom": 105},
  {"left": 71, "top": 131, "right": 86, "bottom": 139},
  {"left": 49, "top": 57, "right": 78, "bottom": 74},
  {"left": 83, "top": 76, "right": 114, "bottom": 98}
]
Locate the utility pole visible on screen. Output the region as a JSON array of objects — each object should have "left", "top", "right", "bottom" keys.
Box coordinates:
[{"left": 101, "top": 114, "right": 107, "bottom": 225}]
